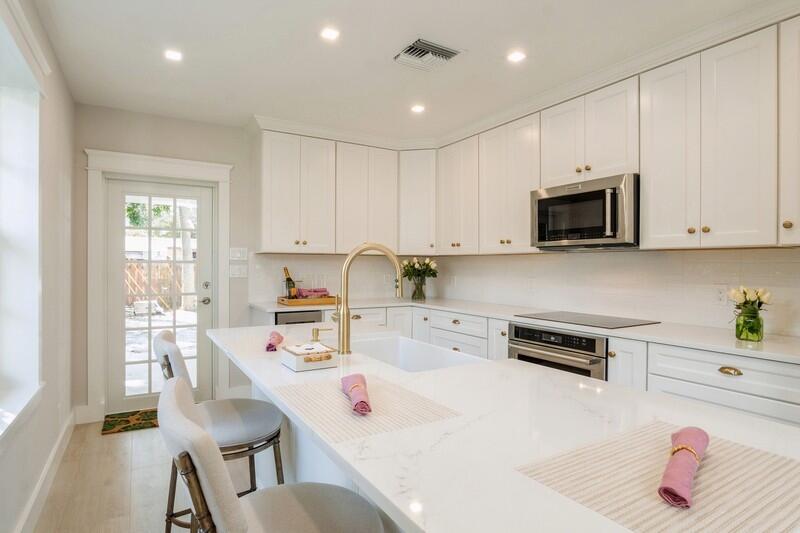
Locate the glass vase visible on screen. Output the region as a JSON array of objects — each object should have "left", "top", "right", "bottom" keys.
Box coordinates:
[
  {"left": 411, "top": 277, "right": 426, "bottom": 301},
  {"left": 735, "top": 312, "right": 764, "bottom": 342}
]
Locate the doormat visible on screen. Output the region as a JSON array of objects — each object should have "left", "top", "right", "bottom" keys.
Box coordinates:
[{"left": 101, "top": 408, "right": 159, "bottom": 435}]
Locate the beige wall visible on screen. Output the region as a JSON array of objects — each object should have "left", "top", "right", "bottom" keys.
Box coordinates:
[{"left": 71, "top": 104, "right": 256, "bottom": 405}]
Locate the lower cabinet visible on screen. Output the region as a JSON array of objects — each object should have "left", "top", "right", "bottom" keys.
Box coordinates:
[
  {"left": 429, "top": 328, "right": 488, "bottom": 358},
  {"left": 488, "top": 319, "right": 509, "bottom": 361},
  {"left": 386, "top": 307, "right": 413, "bottom": 337},
  {"left": 322, "top": 307, "right": 386, "bottom": 327},
  {"left": 606, "top": 338, "right": 647, "bottom": 391},
  {"left": 412, "top": 308, "right": 431, "bottom": 343}
]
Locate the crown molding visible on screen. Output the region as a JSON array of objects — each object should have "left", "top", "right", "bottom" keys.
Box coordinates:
[
  {"left": 252, "top": 1, "right": 800, "bottom": 150},
  {"left": 1, "top": 0, "right": 52, "bottom": 91}
]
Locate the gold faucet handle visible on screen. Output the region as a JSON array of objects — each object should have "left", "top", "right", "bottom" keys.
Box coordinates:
[{"left": 311, "top": 327, "right": 333, "bottom": 342}]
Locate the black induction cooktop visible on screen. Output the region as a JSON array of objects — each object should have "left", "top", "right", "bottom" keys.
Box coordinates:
[{"left": 514, "top": 311, "right": 660, "bottom": 329}]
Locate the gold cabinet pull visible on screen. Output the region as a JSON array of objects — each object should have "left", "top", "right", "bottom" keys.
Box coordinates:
[
  {"left": 450, "top": 242, "right": 455, "bottom": 247},
  {"left": 575, "top": 166, "right": 582, "bottom": 173},
  {"left": 422, "top": 316, "right": 428, "bottom": 321},
  {"left": 500, "top": 239, "right": 506, "bottom": 244},
  {"left": 506, "top": 239, "right": 512, "bottom": 244},
  {"left": 702, "top": 226, "right": 711, "bottom": 233},
  {"left": 500, "top": 331, "right": 507, "bottom": 337},
  {"left": 584, "top": 164, "right": 592, "bottom": 171},
  {"left": 687, "top": 227, "right": 696, "bottom": 234},
  {"left": 452, "top": 319, "right": 461, "bottom": 325},
  {"left": 456, "top": 242, "right": 461, "bottom": 247},
  {"left": 294, "top": 240, "right": 300, "bottom": 245},
  {"left": 351, "top": 314, "right": 362, "bottom": 320},
  {"left": 452, "top": 347, "right": 461, "bottom": 352},
  {"left": 302, "top": 240, "right": 307, "bottom": 245},
  {"left": 784, "top": 220, "right": 794, "bottom": 229},
  {"left": 718, "top": 366, "right": 743, "bottom": 377},
  {"left": 608, "top": 351, "right": 616, "bottom": 358},
  {"left": 430, "top": 243, "right": 434, "bottom": 247}
]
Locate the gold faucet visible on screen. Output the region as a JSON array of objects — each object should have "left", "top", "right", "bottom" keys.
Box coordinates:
[{"left": 337, "top": 242, "right": 403, "bottom": 354}]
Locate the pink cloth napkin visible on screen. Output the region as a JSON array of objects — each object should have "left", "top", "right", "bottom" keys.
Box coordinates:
[
  {"left": 341, "top": 374, "right": 371, "bottom": 415},
  {"left": 265, "top": 331, "right": 284, "bottom": 352},
  {"left": 296, "top": 288, "right": 329, "bottom": 298},
  {"left": 658, "top": 427, "right": 710, "bottom": 508}
]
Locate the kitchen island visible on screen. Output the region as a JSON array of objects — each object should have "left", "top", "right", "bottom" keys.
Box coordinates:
[{"left": 209, "top": 323, "right": 800, "bottom": 533}]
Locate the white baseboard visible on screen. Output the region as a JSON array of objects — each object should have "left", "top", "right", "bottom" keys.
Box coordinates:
[
  {"left": 14, "top": 410, "right": 75, "bottom": 533},
  {"left": 74, "top": 402, "right": 104, "bottom": 424}
]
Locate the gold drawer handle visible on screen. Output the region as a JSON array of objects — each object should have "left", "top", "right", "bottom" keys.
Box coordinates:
[
  {"left": 702, "top": 226, "right": 711, "bottom": 233},
  {"left": 506, "top": 239, "right": 511, "bottom": 244},
  {"left": 303, "top": 354, "right": 332, "bottom": 363},
  {"left": 687, "top": 227, "right": 696, "bottom": 234},
  {"left": 351, "top": 314, "right": 362, "bottom": 320},
  {"left": 500, "top": 331, "right": 507, "bottom": 337},
  {"left": 718, "top": 366, "right": 743, "bottom": 377},
  {"left": 452, "top": 319, "right": 461, "bottom": 325},
  {"left": 294, "top": 240, "right": 300, "bottom": 245},
  {"left": 608, "top": 351, "right": 616, "bottom": 358},
  {"left": 500, "top": 239, "right": 506, "bottom": 244},
  {"left": 575, "top": 166, "right": 582, "bottom": 173},
  {"left": 423, "top": 316, "right": 428, "bottom": 321},
  {"left": 584, "top": 164, "right": 592, "bottom": 171},
  {"left": 452, "top": 347, "right": 461, "bottom": 352},
  {"left": 784, "top": 220, "right": 794, "bottom": 229}
]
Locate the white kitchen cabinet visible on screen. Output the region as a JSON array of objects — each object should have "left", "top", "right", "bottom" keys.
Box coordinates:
[
  {"left": 487, "top": 319, "right": 509, "bottom": 361},
  {"left": 540, "top": 78, "right": 638, "bottom": 188},
  {"left": 541, "top": 97, "right": 585, "bottom": 187},
  {"left": 606, "top": 338, "right": 647, "bottom": 392},
  {"left": 336, "top": 143, "right": 398, "bottom": 253},
  {"left": 436, "top": 136, "right": 479, "bottom": 255},
  {"left": 398, "top": 150, "right": 436, "bottom": 255},
  {"left": 429, "top": 309, "right": 487, "bottom": 338},
  {"left": 323, "top": 307, "right": 386, "bottom": 327},
  {"left": 479, "top": 115, "right": 540, "bottom": 254},
  {"left": 700, "top": 27, "right": 777, "bottom": 247},
  {"left": 779, "top": 16, "right": 800, "bottom": 246},
  {"left": 412, "top": 308, "right": 430, "bottom": 342},
  {"left": 429, "top": 328, "right": 488, "bottom": 358},
  {"left": 259, "top": 132, "right": 336, "bottom": 253},
  {"left": 640, "top": 55, "right": 702, "bottom": 249},
  {"left": 386, "top": 307, "right": 413, "bottom": 337}
]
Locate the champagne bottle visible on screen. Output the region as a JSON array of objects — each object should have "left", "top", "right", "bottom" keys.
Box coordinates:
[{"left": 283, "top": 267, "right": 297, "bottom": 299}]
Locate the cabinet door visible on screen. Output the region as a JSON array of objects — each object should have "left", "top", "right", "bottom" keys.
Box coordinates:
[
  {"left": 368, "top": 148, "right": 399, "bottom": 251},
  {"left": 412, "top": 308, "right": 430, "bottom": 342},
  {"left": 640, "top": 56, "right": 702, "bottom": 249},
  {"left": 487, "top": 319, "right": 509, "bottom": 361},
  {"left": 386, "top": 307, "right": 413, "bottom": 337},
  {"left": 429, "top": 328, "right": 488, "bottom": 358},
  {"left": 780, "top": 16, "right": 800, "bottom": 245},
  {"left": 399, "top": 150, "right": 436, "bottom": 255},
  {"left": 584, "top": 77, "right": 639, "bottom": 179},
  {"left": 456, "top": 136, "right": 480, "bottom": 254},
  {"left": 260, "top": 132, "right": 301, "bottom": 252},
  {"left": 700, "top": 27, "right": 778, "bottom": 247},
  {"left": 607, "top": 338, "right": 647, "bottom": 392},
  {"left": 541, "top": 97, "right": 585, "bottom": 187},
  {"left": 436, "top": 142, "right": 461, "bottom": 255},
  {"left": 336, "top": 142, "right": 369, "bottom": 253},
  {"left": 506, "top": 114, "right": 541, "bottom": 251},
  {"left": 479, "top": 125, "right": 509, "bottom": 254},
  {"left": 300, "top": 137, "right": 336, "bottom": 253}
]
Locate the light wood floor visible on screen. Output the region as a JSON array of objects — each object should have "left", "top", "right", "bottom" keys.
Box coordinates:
[{"left": 35, "top": 422, "right": 250, "bottom": 533}]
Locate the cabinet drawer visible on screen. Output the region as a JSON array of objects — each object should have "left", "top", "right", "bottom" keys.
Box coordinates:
[
  {"left": 323, "top": 307, "right": 386, "bottom": 326},
  {"left": 429, "top": 310, "right": 487, "bottom": 338},
  {"left": 648, "top": 343, "right": 800, "bottom": 405},
  {"left": 649, "top": 374, "right": 800, "bottom": 425},
  {"left": 429, "top": 328, "right": 488, "bottom": 358}
]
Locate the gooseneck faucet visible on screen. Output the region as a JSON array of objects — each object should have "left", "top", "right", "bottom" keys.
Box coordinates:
[{"left": 337, "top": 243, "right": 403, "bottom": 354}]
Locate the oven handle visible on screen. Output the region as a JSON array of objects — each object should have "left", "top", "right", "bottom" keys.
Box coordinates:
[
  {"left": 509, "top": 343, "right": 602, "bottom": 369},
  {"left": 604, "top": 188, "right": 614, "bottom": 237}
]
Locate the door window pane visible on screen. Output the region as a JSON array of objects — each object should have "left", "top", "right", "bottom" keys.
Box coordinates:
[
  {"left": 176, "top": 295, "right": 197, "bottom": 326},
  {"left": 176, "top": 262, "right": 196, "bottom": 294},
  {"left": 125, "top": 195, "right": 149, "bottom": 228},
  {"left": 126, "top": 296, "right": 151, "bottom": 328},
  {"left": 176, "top": 327, "right": 197, "bottom": 358},
  {"left": 151, "top": 197, "right": 174, "bottom": 228},
  {"left": 185, "top": 358, "right": 198, "bottom": 388},
  {"left": 150, "top": 295, "right": 173, "bottom": 328},
  {"left": 150, "top": 263, "right": 173, "bottom": 295},
  {"left": 125, "top": 330, "right": 149, "bottom": 362},
  {"left": 176, "top": 231, "right": 197, "bottom": 260},
  {"left": 176, "top": 198, "right": 197, "bottom": 230},
  {"left": 151, "top": 231, "right": 175, "bottom": 260},
  {"left": 151, "top": 362, "right": 166, "bottom": 393},
  {"left": 125, "top": 364, "right": 149, "bottom": 396},
  {"left": 125, "top": 229, "right": 148, "bottom": 260},
  {"left": 125, "top": 262, "right": 148, "bottom": 297}
]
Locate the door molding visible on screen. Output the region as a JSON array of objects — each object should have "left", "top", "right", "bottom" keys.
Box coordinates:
[{"left": 79, "top": 149, "right": 232, "bottom": 423}]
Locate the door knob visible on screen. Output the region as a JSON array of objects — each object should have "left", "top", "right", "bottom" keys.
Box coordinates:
[
  {"left": 202, "top": 281, "right": 211, "bottom": 289},
  {"left": 784, "top": 220, "right": 794, "bottom": 229},
  {"left": 575, "top": 166, "right": 582, "bottom": 173},
  {"left": 608, "top": 351, "right": 616, "bottom": 358},
  {"left": 201, "top": 297, "right": 211, "bottom": 305},
  {"left": 701, "top": 226, "right": 711, "bottom": 233},
  {"left": 584, "top": 164, "right": 592, "bottom": 171},
  {"left": 687, "top": 227, "right": 696, "bottom": 234}
]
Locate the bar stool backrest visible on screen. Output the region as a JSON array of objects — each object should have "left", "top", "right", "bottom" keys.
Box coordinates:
[
  {"left": 158, "top": 377, "right": 248, "bottom": 533},
  {"left": 153, "top": 330, "right": 191, "bottom": 383}
]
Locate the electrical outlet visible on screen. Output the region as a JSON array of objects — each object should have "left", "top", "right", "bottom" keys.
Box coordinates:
[
  {"left": 713, "top": 284, "right": 729, "bottom": 305},
  {"left": 229, "top": 263, "right": 248, "bottom": 278}
]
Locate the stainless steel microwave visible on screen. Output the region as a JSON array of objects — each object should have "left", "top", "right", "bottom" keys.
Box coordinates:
[{"left": 531, "top": 174, "right": 639, "bottom": 249}]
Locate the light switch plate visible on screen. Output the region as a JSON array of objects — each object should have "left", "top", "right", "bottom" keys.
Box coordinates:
[
  {"left": 229, "top": 247, "right": 248, "bottom": 261},
  {"left": 230, "top": 263, "right": 248, "bottom": 278}
]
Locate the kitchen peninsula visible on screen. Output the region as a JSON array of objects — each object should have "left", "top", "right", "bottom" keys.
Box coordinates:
[{"left": 208, "top": 323, "right": 800, "bottom": 533}]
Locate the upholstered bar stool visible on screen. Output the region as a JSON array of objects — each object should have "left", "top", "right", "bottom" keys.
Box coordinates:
[
  {"left": 158, "top": 377, "right": 384, "bottom": 533},
  {"left": 154, "top": 331, "right": 285, "bottom": 532}
]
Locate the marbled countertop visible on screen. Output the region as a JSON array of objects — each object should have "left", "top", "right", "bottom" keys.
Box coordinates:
[
  {"left": 250, "top": 297, "right": 800, "bottom": 365},
  {"left": 209, "top": 324, "right": 800, "bottom": 533}
]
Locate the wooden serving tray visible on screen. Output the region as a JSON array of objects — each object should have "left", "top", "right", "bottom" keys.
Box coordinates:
[{"left": 277, "top": 296, "right": 337, "bottom": 306}]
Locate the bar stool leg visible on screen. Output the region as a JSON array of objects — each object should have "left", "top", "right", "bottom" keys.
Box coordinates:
[
  {"left": 273, "top": 440, "right": 285, "bottom": 485},
  {"left": 248, "top": 452, "right": 257, "bottom": 493},
  {"left": 165, "top": 461, "right": 178, "bottom": 533}
]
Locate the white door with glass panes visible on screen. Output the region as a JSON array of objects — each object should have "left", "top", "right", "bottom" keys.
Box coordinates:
[{"left": 107, "top": 180, "right": 214, "bottom": 413}]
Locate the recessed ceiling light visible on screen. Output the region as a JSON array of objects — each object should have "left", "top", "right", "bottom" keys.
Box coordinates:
[
  {"left": 164, "top": 49, "right": 183, "bottom": 62},
  {"left": 411, "top": 104, "right": 425, "bottom": 114},
  {"left": 320, "top": 27, "right": 340, "bottom": 41},
  {"left": 507, "top": 50, "right": 526, "bottom": 63}
]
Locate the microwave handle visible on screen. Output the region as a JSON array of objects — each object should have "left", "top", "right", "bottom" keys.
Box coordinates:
[{"left": 604, "top": 188, "right": 614, "bottom": 237}]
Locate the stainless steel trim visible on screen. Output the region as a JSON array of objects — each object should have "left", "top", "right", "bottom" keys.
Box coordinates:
[
  {"left": 508, "top": 343, "right": 606, "bottom": 380},
  {"left": 604, "top": 188, "right": 613, "bottom": 237},
  {"left": 530, "top": 173, "right": 638, "bottom": 249},
  {"left": 275, "top": 310, "right": 324, "bottom": 325},
  {"left": 509, "top": 323, "right": 607, "bottom": 358}
]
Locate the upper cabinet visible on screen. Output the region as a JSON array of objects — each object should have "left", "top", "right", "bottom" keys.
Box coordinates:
[
  {"left": 780, "top": 16, "right": 800, "bottom": 246},
  {"left": 640, "top": 55, "right": 702, "bottom": 249},
  {"left": 399, "top": 150, "right": 436, "bottom": 255},
  {"left": 436, "top": 136, "right": 479, "bottom": 255},
  {"left": 336, "top": 143, "right": 398, "bottom": 253},
  {"left": 700, "top": 26, "right": 777, "bottom": 247},
  {"left": 479, "top": 115, "right": 541, "bottom": 254},
  {"left": 259, "top": 132, "right": 335, "bottom": 253},
  {"left": 541, "top": 77, "right": 638, "bottom": 188}
]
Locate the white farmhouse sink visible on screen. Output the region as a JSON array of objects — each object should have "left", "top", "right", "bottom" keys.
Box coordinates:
[{"left": 351, "top": 336, "right": 486, "bottom": 372}]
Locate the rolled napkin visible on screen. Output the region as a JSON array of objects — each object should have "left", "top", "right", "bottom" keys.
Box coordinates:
[
  {"left": 296, "top": 288, "right": 330, "bottom": 298},
  {"left": 658, "top": 426, "right": 710, "bottom": 508},
  {"left": 341, "top": 373, "right": 371, "bottom": 415},
  {"left": 266, "top": 331, "right": 284, "bottom": 352}
]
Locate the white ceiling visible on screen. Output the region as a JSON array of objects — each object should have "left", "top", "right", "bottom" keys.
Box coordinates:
[{"left": 36, "top": 0, "right": 793, "bottom": 145}]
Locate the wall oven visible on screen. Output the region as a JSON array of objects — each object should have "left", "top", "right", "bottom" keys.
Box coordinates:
[
  {"left": 508, "top": 323, "right": 607, "bottom": 380},
  {"left": 531, "top": 173, "right": 638, "bottom": 249}
]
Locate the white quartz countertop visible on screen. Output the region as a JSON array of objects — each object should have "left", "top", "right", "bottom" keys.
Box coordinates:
[
  {"left": 209, "top": 324, "right": 800, "bottom": 533},
  {"left": 250, "top": 297, "right": 800, "bottom": 365}
]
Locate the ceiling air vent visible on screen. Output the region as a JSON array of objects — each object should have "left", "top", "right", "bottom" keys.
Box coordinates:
[{"left": 394, "top": 39, "right": 460, "bottom": 72}]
